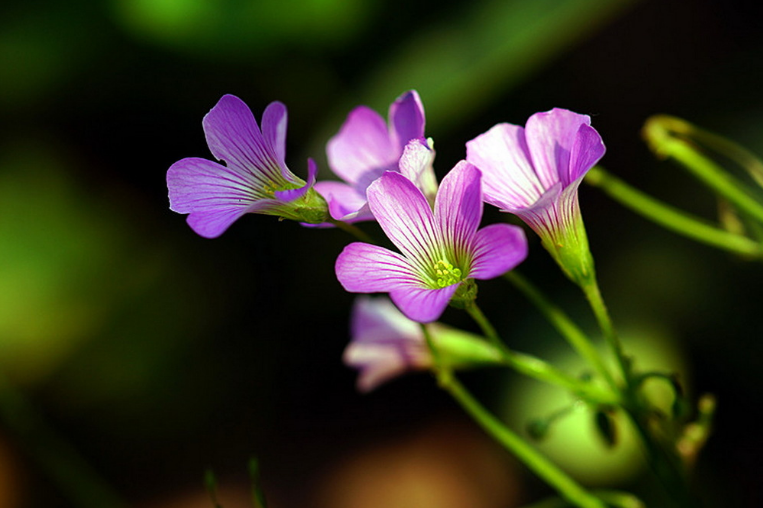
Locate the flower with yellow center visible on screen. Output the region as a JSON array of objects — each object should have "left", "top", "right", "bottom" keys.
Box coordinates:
[{"left": 335, "top": 162, "right": 528, "bottom": 323}]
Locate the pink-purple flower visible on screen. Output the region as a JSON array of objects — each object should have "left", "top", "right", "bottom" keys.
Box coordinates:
[
  {"left": 167, "top": 94, "right": 327, "bottom": 238},
  {"left": 335, "top": 162, "right": 528, "bottom": 323},
  {"left": 345, "top": 297, "right": 504, "bottom": 392},
  {"left": 315, "top": 90, "right": 428, "bottom": 222},
  {"left": 466, "top": 108, "right": 605, "bottom": 282},
  {"left": 344, "top": 296, "right": 432, "bottom": 392}
]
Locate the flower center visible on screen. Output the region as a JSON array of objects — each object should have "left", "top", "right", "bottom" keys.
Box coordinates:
[{"left": 433, "top": 259, "right": 463, "bottom": 288}]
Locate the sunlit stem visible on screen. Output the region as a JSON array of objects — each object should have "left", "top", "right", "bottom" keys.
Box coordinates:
[
  {"left": 586, "top": 166, "right": 763, "bottom": 258},
  {"left": 580, "top": 276, "right": 630, "bottom": 384},
  {"left": 0, "top": 373, "right": 127, "bottom": 508},
  {"left": 643, "top": 115, "right": 763, "bottom": 224},
  {"left": 463, "top": 302, "right": 617, "bottom": 404},
  {"left": 646, "top": 114, "right": 763, "bottom": 188},
  {"left": 503, "top": 271, "right": 619, "bottom": 392},
  {"left": 419, "top": 332, "right": 607, "bottom": 508}
]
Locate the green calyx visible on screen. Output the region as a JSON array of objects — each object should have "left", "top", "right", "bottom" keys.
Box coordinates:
[
  {"left": 269, "top": 187, "right": 329, "bottom": 224},
  {"left": 540, "top": 215, "right": 596, "bottom": 287}
]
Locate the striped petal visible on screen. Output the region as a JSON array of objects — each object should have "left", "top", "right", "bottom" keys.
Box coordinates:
[
  {"left": 336, "top": 242, "right": 421, "bottom": 293},
  {"left": 202, "top": 95, "right": 285, "bottom": 185},
  {"left": 466, "top": 123, "right": 544, "bottom": 210},
  {"left": 326, "top": 106, "right": 396, "bottom": 188},
  {"left": 435, "top": 161, "right": 481, "bottom": 265},
  {"left": 366, "top": 171, "right": 439, "bottom": 271},
  {"left": 390, "top": 284, "right": 459, "bottom": 323},
  {"left": 389, "top": 90, "right": 426, "bottom": 153},
  {"left": 568, "top": 123, "right": 606, "bottom": 182},
  {"left": 525, "top": 108, "right": 591, "bottom": 188},
  {"left": 469, "top": 224, "right": 528, "bottom": 279}
]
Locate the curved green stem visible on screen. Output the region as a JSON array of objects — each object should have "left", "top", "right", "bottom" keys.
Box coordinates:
[
  {"left": 645, "top": 114, "right": 763, "bottom": 188},
  {"left": 435, "top": 369, "right": 607, "bottom": 508},
  {"left": 463, "top": 301, "right": 617, "bottom": 404},
  {"left": 503, "top": 272, "right": 619, "bottom": 392},
  {"left": 580, "top": 277, "right": 629, "bottom": 384},
  {"left": 643, "top": 115, "right": 763, "bottom": 224},
  {"left": 586, "top": 166, "right": 763, "bottom": 258}
]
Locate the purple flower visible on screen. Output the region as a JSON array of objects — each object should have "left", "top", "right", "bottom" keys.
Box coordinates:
[
  {"left": 167, "top": 94, "right": 327, "bottom": 238},
  {"left": 344, "top": 296, "right": 432, "bottom": 392},
  {"left": 466, "top": 108, "right": 605, "bottom": 282},
  {"left": 345, "top": 296, "right": 503, "bottom": 392},
  {"left": 315, "top": 90, "right": 427, "bottom": 222},
  {"left": 335, "top": 162, "right": 528, "bottom": 323}
]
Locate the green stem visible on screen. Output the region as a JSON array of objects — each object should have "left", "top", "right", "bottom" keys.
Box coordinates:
[
  {"left": 586, "top": 166, "right": 763, "bottom": 258},
  {"left": 0, "top": 374, "right": 127, "bottom": 508},
  {"left": 580, "top": 277, "right": 630, "bottom": 385},
  {"left": 439, "top": 372, "right": 607, "bottom": 508},
  {"left": 463, "top": 301, "right": 617, "bottom": 404},
  {"left": 503, "top": 272, "right": 619, "bottom": 392},
  {"left": 424, "top": 325, "right": 605, "bottom": 508},
  {"left": 673, "top": 117, "right": 763, "bottom": 188},
  {"left": 643, "top": 115, "right": 763, "bottom": 224}
]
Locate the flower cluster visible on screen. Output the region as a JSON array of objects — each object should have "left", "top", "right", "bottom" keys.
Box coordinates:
[{"left": 166, "top": 91, "right": 605, "bottom": 386}]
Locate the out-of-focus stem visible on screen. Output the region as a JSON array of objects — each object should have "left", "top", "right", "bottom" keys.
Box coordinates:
[{"left": 586, "top": 166, "right": 763, "bottom": 258}]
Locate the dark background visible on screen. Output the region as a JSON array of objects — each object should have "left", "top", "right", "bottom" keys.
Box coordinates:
[{"left": 1, "top": 0, "right": 762, "bottom": 506}]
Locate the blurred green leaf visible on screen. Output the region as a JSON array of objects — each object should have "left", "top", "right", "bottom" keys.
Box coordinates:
[{"left": 111, "top": 0, "right": 376, "bottom": 58}]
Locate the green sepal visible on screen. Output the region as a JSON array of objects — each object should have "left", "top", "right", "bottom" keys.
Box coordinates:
[
  {"left": 269, "top": 188, "right": 329, "bottom": 224},
  {"left": 449, "top": 279, "right": 478, "bottom": 309},
  {"left": 539, "top": 213, "right": 597, "bottom": 287}
]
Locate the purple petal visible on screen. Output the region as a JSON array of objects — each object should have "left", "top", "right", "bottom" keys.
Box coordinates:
[
  {"left": 390, "top": 285, "right": 459, "bottom": 323},
  {"left": 568, "top": 123, "right": 606, "bottom": 182},
  {"left": 186, "top": 207, "right": 256, "bottom": 239},
  {"left": 344, "top": 346, "right": 408, "bottom": 392},
  {"left": 466, "top": 123, "right": 544, "bottom": 210},
  {"left": 469, "top": 224, "right": 528, "bottom": 279},
  {"left": 274, "top": 158, "right": 317, "bottom": 201},
  {"left": 168, "top": 157, "right": 253, "bottom": 212},
  {"left": 336, "top": 242, "right": 420, "bottom": 293},
  {"left": 315, "top": 180, "right": 374, "bottom": 222},
  {"left": 525, "top": 108, "right": 591, "bottom": 188},
  {"left": 435, "top": 161, "right": 482, "bottom": 259},
  {"left": 345, "top": 297, "right": 430, "bottom": 391},
  {"left": 326, "top": 106, "right": 396, "bottom": 187},
  {"left": 351, "top": 296, "right": 422, "bottom": 344},
  {"left": 399, "top": 138, "right": 433, "bottom": 182},
  {"left": 167, "top": 157, "right": 275, "bottom": 238},
  {"left": 202, "top": 95, "right": 284, "bottom": 185},
  {"left": 399, "top": 138, "right": 437, "bottom": 202},
  {"left": 313, "top": 180, "right": 369, "bottom": 221},
  {"left": 261, "top": 101, "right": 288, "bottom": 170},
  {"left": 389, "top": 90, "right": 426, "bottom": 152},
  {"left": 366, "top": 172, "right": 439, "bottom": 270}
]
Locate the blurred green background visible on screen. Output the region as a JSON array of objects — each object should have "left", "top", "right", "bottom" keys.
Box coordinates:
[{"left": 1, "top": 0, "right": 763, "bottom": 506}]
